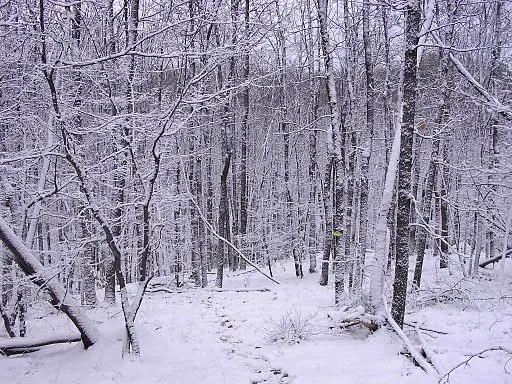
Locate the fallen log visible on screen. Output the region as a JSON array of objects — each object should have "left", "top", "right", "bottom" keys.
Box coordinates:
[
  {"left": 0, "top": 333, "right": 81, "bottom": 356},
  {"left": 479, "top": 250, "right": 512, "bottom": 268},
  {"left": 414, "top": 324, "right": 443, "bottom": 373},
  {"left": 146, "top": 287, "right": 271, "bottom": 295},
  {"left": 147, "top": 288, "right": 186, "bottom": 294},
  {"left": 383, "top": 296, "right": 438, "bottom": 377}
]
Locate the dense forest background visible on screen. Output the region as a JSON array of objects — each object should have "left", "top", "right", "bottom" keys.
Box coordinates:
[{"left": 0, "top": 0, "right": 511, "bottom": 356}]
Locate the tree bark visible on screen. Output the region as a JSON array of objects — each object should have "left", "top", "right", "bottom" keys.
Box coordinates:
[
  {"left": 391, "top": 0, "right": 421, "bottom": 328},
  {"left": 439, "top": 144, "right": 450, "bottom": 269},
  {"left": 238, "top": 0, "right": 250, "bottom": 271},
  {"left": 316, "top": 0, "right": 344, "bottom": 293},
  {"left": 216, "top": 154, "right": 232, "bottom": 288}
]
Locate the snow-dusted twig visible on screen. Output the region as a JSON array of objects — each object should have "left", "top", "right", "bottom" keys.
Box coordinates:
[
  {"left": 403, "top": 322, "right": 448, "bottom": 335},
  {"left": 383, "top": 296, "right": 438, "bottom": 377},
  {"left": 438, "top": 346, "right": 512, "bottom": 384},
  {"left": 430, "top": 33, "right": 512, "bottom": 121},
  {"left": 415, "top": 324, "right": 442, "bottom": 374}
]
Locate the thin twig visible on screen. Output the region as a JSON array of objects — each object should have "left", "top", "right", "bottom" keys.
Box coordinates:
[{"left": 439, "top": 346, "right": 512, "bottom": 384}]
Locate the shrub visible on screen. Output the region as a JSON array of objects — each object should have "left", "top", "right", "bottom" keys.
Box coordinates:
[{"left": 263, "top": 309, "right": 315, "bottom": 344}]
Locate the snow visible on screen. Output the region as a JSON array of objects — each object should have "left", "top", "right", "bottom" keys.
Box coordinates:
[
  {"left": 0, "top": 216, "right": 100, "bottom": 347},
  {"left": 1, "top": 257, "right": 512, "bottom": 384}
]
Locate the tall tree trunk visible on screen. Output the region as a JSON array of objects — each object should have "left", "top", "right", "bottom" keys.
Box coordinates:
[
  {"left": 408, "top": 137, "right": 421, "bottom": 255},
  {"left": 173, "top": 165, "right": 182, "bottom": 286},
  {"left": 316, "top": 0, "right": 344, "bottom": 295},
  {"left": 104, "top": 0, "right": 119, "bottom": 305},
  {"left": 238, "top": 0, "right": 250, "bottom": 271},
  {"left": 215, "top": 0, "right": 237, "bottom": 286},
  {"left": 391, "top": 0, "right": 421, "bottom": 328},
  {"left": 317, "top": 0, "right": 344, "bottom": 296},
  {"left": 306, "top": 0, "right": 319, "bottom": 274},
  {"left": 485, "top": 0, "right": 503, "bottom": 266},
  {"left": 189, "top": 138, "right": 202, "bottom": 287},
  {"left": 81, "top": 221, "right": 98, "bottom": 307},
  {"left": 319, "top": 160, "right": 333, "bottom": 286},
  {"left": 439, "top": 147, "right": 450, "bottom": 269},
  {"left": 356, "top": 0, "right": 374, "bottom": 295},
  {"left": 216, "top": 154, "right": 232, "bottom": 288}
]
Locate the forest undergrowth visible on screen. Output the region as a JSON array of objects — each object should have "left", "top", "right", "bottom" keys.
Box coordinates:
[{"left": 1, "top": 254, "right": 511, "bottom": 384}]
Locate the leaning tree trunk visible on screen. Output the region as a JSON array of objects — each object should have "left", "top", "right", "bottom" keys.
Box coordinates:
[{"left": 0, "top": 216, "right": 99, "bottom": 349}]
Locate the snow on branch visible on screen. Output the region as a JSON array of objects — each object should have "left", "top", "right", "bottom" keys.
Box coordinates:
[
  {"left": 383, "top": 296, "right": 439, "bottom": 377},
  {"left": 0, "top": 215, "right": 99, "bottom": 349},
  {"left": 431, "top": 34, "right": 512, "bottom": 121},
  {"left": 0, "top": 333, "right": 81, "bottom": 356}
]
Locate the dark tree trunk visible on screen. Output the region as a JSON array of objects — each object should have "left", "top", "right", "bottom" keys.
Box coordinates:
[
  {"left": 80, "top": 221, "right": 98, "bottom": 307},
  {"left": 238, "top": 0, "right": 249, "bottom": 271},
  {"left": 216, "top": 154, "right": 232, "bottom": 288},
  {"left": 408, "top": 137, "right": 421, "bottom": 255},
  {"left": 319, "top": 160, "right": 333, "bottom": 286},
  {"left": 391, "top": 0, "right": 421, "bottom": 328},
  {"left": 439, "top": 156, "right": 450, "bottom": 269},
  {"left": 189, "top": 148, "right": 202, "bottom": 287}
]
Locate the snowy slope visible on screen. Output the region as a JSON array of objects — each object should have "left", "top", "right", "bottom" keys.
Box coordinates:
[{"left": 1, "top": 257, "right": 511, "bottom": 384}]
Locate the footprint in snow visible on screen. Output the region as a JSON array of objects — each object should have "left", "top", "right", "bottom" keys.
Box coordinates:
[{"left": 251, "top": 367, "right": 291, "bottom": 384}]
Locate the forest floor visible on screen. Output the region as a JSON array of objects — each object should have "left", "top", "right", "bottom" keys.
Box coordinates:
[{"left": 1, "top": 254, "right": 512, "bottom": 384}]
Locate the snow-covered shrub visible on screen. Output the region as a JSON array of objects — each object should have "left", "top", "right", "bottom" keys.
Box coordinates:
[{"left": 263, "top": 309, "right": 315, "bottom": 344}]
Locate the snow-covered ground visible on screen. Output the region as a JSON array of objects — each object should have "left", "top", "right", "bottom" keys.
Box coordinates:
[{"left": 1, "top": 256, "right": 511, "bottom": 384}]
